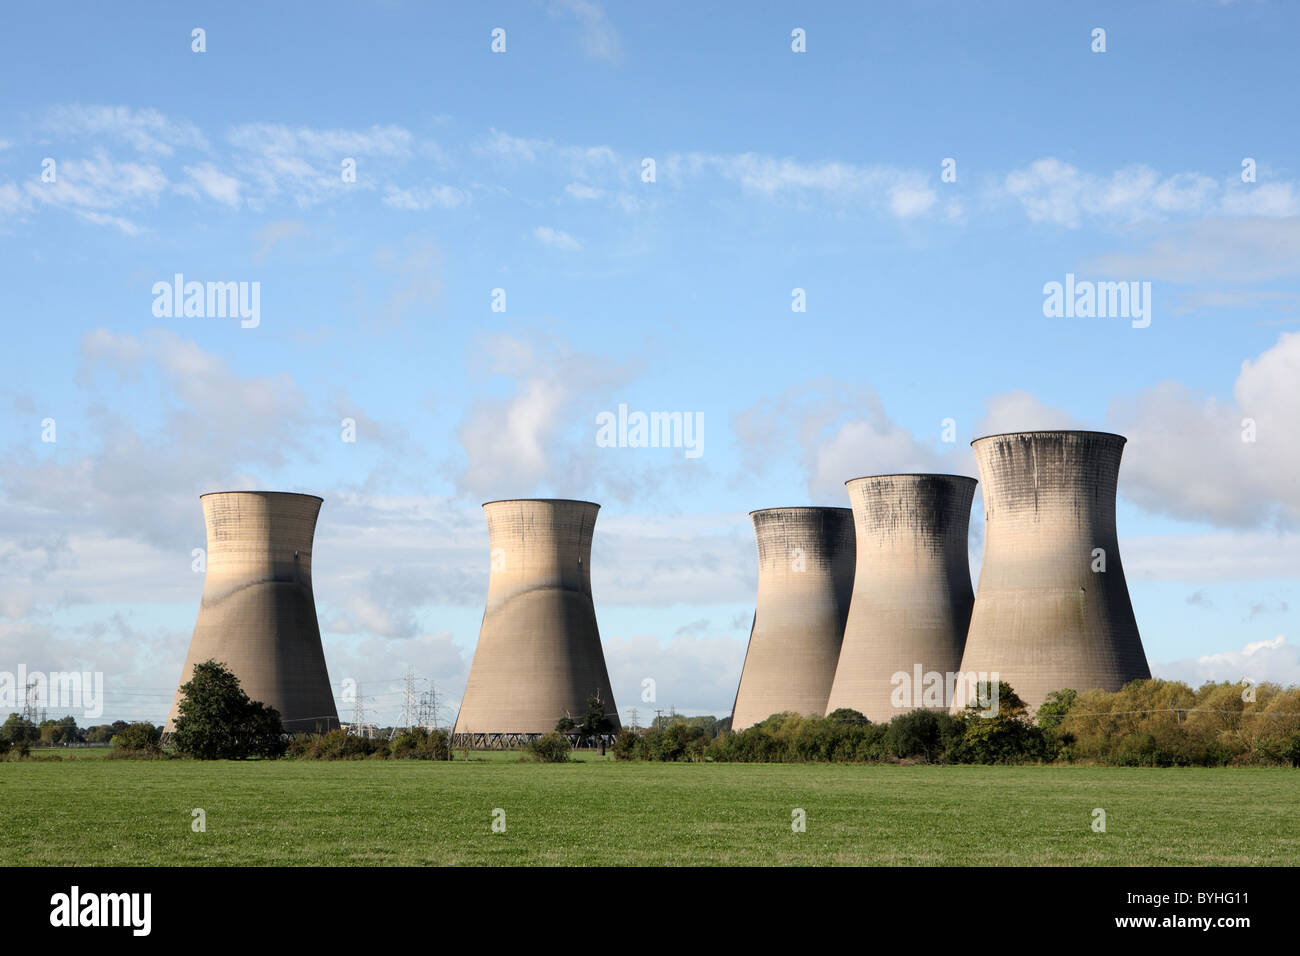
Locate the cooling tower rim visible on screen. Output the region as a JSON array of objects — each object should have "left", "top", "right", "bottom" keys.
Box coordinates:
[
  {"left": 843, "top": 472, "right": 977, "bottom": 486},
  {"left": 481, "top": 497, "right": 600, "bottom": 508},
  {"left": 199, "top": 490, "right": 324, "bottom": 502},
  {"left": 748, "top": 505, "right": 852, "bottom": 517},
  {"left": 970, "top": 429, "right": 1126, "bottom": 446}
]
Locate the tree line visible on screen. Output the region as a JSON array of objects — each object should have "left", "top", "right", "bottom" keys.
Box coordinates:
[{"left": 612, "top": 679, "right": 1300, "bottom": 766}]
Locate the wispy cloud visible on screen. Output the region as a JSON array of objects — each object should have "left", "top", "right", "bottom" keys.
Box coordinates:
[
  {"left": 182, "top": 162, "right": 243, "bottom": 208},
  {"left": 382, "top": 182, "right": 470, "bottom": 210},
  {"left": 549, "top": 0, "right": 622, "bottom": 64},
  {"left": 41, "top": 104, "right": 209, "bottom": 156},
  {"left": 534, "top": 224, "right": 582, "bottom": 250}
]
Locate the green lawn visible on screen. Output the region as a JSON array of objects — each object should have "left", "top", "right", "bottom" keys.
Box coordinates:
[{"left": 1, "top": 758, "right": 1296, "bottom": 865}]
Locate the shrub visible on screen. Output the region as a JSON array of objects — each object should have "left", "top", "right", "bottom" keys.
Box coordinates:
[
  {"left": 611, "top": 729, "right": 641, "bottom": 760},
  {"left": 525, "top": 733, "right": 572, "bottom": 762},
  {"left": 289, "top": 728, "right": 389, "bottom": 759},
  {"left": 110, "top": 722, "right": 163, "bottom": 754},
  {"left": 390, "top": 727, "right": 452, "bottom": 760}
]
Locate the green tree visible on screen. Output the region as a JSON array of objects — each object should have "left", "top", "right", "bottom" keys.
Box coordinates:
[
  {"left": 960, "top": 682, "right": 1046, "bottom": 763},
  {"left": 111, "top": 722, "right": 162, "bottom": 753},
  {"left": 0, "top": 713, "right": 38, "bottom": 745},
  {"left": 1036, "top": 689, "right": 1078, "bottom": 730},
  {"left": 171, "top": 660, "right": 288, "bottom": 759},
  {"left": 580, "top": 692, "right": 614, "bottom": 737}
]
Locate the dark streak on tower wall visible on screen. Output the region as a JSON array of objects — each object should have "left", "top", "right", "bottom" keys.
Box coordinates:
[
  {"left": 954, "top": 431, "right": 1151, "bottom": 714},
  {"left": 825, "top": 475, "right": 976, "bottom": 722}
]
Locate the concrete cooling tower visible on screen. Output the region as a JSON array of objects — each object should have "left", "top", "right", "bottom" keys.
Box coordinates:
[
  {"left": 953, "top": 431, "right": 1151, "bottom": 714},
  {"left": 165, "top": 491, "right": 339, "bottom": 734},
  {"left": 452, "top": 499, "right": 619, "bottom": 746},
  {"left": 731, "top": 507, "right": 855, "bottom": 731},
  {"left": 825, "top": 475, "right": 977, "bottom": 723}
]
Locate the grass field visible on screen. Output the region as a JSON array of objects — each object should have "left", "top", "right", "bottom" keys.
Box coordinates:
[{"left": 2, "top": 756, "right": 1297, "bottom": 865}]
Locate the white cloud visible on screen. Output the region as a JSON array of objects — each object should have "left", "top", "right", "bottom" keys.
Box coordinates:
[
  {"left": 1152, "top": 635, "right": 1300, "bottom": 687},
  {"left": 533, "top": 224, "right": 582, "bottom": 250},
  {"left": 733, "top": 381, "right": 957, "bottom": 503},
  {"left": 1002, "top": 158, "right": 1219, "bottom": 228},
  {"left": 604, "top": 630, "right": 747, "bottom": 717},
  {"left": 974, "top": 390, "right": 1084, "bottom": 436},
  {"left": 669, "top": 152, "right": 939, "bottom": 219},
  {"left": 1125, "top": 531, "right": 1300, "bottom": 582},
  {"left": 1109, "top": 331, "right": 1300, "bottom": 527},
  {"left": 565, "top": 182, "right": 602, "bottom": 200},
  {"left": 0, "top": 181, "right": 30, "bottom": 216},
  {"left": 364, "top": 237, "right": 445, "bottom": 330},
  {"left": 227, "top": 122, "right": 413, "bottom": 159},
  {"left": 1002, "top": 157, "right": 1300, "bottom": 231},
  {"left": 549, "top": 0, "right": 622, "bottom": 63},
  {"left": 42, "top": 104, "right": 208, "bottom": 156},
  {"left": 453, "top": 333, "right": 642, "bottom": 501},
  {"left": 1219, "top": 181, "right": 1300, "bottom": 218},
  {"left": 226, "top": 122, "right": 414, "bottom": 207},
  {"left": 183, "top": 162, "right": 242, "bottom": 208},
  {"left": 1084, "top": 217, "right": 1300, "bottom": 283},
  {"left": 479, "top": 128, "right": 550, "bottom": 163},
  {"left": 23, "top": 150, "right": 169, "bottom": 233},
  {"left": 382, "top": 183, "right": 470, "bottom": 210},
  {"left": 252, "top": 219, "right": 310, "bottom": 261}
]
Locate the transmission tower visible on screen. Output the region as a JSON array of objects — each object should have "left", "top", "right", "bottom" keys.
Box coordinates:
[
  {"left": 350, "top": 684, "right": 372, "bottom": 738},
  {"left": 392, "top": 666, "right": 420, "bottom": 739},
  {"left": 417, "top": 682, "right": 443, "bottom": 731},
  {"left": 21, "top": 680, "right": 41, "bottom": 724}
]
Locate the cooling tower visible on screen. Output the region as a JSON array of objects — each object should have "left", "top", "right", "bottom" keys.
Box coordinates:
[
  {"left": 730, "top": 507, "right": 855, "bottom": 731},
  {"left": 452, "top": 499, "right": 619, "bottom": 745},
  {"left": 165, "top": 492, "right": 339, "bottom": 734},
  {"left": 825, "top": 475, "right": 977, "bottom": 723},
  {"left": 954, "top": 431, "right": 1150, "bottom": 714}
]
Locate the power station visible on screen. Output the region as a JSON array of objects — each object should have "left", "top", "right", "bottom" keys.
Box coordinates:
[
  {"left": 954, "top": 431, "right": 1151, "bottom": 714},
  {"left": 731, "top": 507, "right": 855, "bottom": 731},
  {"left": 156, "top": 434, "right": 1153, "bottom": 738},
  {"left": 825, "top": 474, "right": 977, "bottom": 723},
  {"left": 452, "top": 499, "right": 620, "bottom": 746},
  {"left": 165, "top": 491, "right": 339, "bottom": 734}
]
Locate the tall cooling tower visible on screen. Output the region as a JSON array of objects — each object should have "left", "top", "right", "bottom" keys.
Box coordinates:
[
  {"left": 453, "top": 499, "right": 619, "bottom": 745},
  {"left": 825, "top": 475, "right": 977, "bottom": 723},
  {"left": 730, "top": 507, "right": 855, "bottom": 731},
  {"left": 165, "top": 491, "right": 339, "bottom": 734},
  {"left": 954, "top": 431, "right": 1151, "bottom": 714}
]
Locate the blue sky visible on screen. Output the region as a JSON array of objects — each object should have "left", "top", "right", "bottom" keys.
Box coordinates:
[{"left": 1, "top": 1, "right": 1298, "bottom": 726}]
